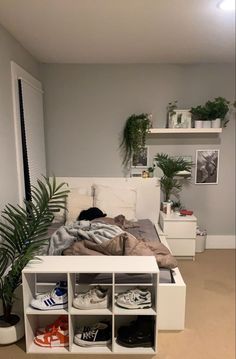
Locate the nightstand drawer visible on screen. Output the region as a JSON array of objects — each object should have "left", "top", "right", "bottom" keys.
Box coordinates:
[
  {"left": 163, "top": 221, "right": 196, "bottom": 239},
  {"left": 167, "top": 239, "right": 195, "bottom": 256}
]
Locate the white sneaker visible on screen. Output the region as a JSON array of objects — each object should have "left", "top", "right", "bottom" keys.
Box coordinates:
[
  {"left": 116, "top": 288, "right": 152, "bottom": 309},
  {"left": 73, "top": 287, "right": 108, "bottom": 310},
  {"left": 31, "top": 287, "right": 68, "bottom": 310}
]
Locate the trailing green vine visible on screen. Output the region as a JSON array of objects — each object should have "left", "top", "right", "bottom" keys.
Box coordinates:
[{"left": 120, "top": 113, "right": 152, "bottom": 170}]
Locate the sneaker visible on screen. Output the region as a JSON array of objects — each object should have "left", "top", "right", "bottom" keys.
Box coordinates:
[
  {"left": 74, "top": 321, "right": 111, "bottom": 347},
  {"left": 36, "top": 281, "right": 67, "bottom": 298},
  {"left": 34, "top": 326, "right": 69, "bottom": 347},
  {"left": 36, "top": 315, "right": 68, "bottom": 335},
  {"left": 73, "top": 286, "right": 108, "bottom": 310},
  {"left": 31, "top": 287, "right": 68, "bottom": 310},
  {"left": 116, "top": 288, "right": 152, "bottom": 309},
  {"left": 117, "top": 316, "right": 154, "bottom": 348}
]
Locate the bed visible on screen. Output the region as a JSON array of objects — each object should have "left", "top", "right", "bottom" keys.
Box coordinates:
[{"left": 51, "top": 177, "right": 186, "bottom": 331}]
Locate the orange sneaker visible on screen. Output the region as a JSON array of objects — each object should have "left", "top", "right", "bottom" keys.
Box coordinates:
[
  {"left": 36, "top": 315, "right": 68, "bottom": 335},
  {"left": 34, "top": 326, "right": 69, "bottom": 347}
]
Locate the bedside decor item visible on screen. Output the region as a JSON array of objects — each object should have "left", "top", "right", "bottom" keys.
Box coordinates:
[
  {"left": 0, "top": 177, "right": 69, "bottom": 344},
  {"left": 120, "top": 113, "right": 152, "bottom": 171},
  {"left": 154, "top": 153, "right": 193, "bottom": 202},
  {"left": 195, "top": 149, "right": 219, "bottom": 184}
]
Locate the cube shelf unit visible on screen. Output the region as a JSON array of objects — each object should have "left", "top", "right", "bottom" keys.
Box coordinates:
[{"left": 22, "top": 256, "right": 159, "bottom": 355}]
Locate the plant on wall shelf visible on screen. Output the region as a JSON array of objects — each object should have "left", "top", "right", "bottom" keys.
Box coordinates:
[
  {"left": 0, "top": 177, "right": 69, "bottom": 339},
  {"left": 191, "top": 97, "right": 235, "bottom": 127},
  {"left": 154, "top": 153, "right": 193, "bottom": 202},
  {"left": 120, "top": 113, "right": 152, "bottom": 170}
]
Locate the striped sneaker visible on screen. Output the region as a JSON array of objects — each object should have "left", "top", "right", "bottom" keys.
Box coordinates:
[{"left": 31, "top": 287, "right": 68, "bottom": 310}]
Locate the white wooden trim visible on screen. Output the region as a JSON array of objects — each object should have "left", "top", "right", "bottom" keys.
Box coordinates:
[
  {"left": 206, "top": 235, "right": 236, "bottom": 249},
  {"left": 11, "top": 61, "right": 43, "bottom": 205}
]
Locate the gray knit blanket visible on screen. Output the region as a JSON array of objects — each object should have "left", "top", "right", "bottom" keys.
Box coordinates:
[{"left": 48, "top": 220, "right": 124, "bottom": 255}]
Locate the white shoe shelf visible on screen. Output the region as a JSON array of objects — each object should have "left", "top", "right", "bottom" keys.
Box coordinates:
[{"left": 22, "top": 256, "right": 159, "bottom": 355}]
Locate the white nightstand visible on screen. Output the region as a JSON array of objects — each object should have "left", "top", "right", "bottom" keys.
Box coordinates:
[{"left": 159, "top": 211, "right": 197, "bottom": 259}]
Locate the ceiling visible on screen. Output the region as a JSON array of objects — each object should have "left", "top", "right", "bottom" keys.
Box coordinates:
[{"left": 0, "top": 0, "right": 235, "bottom": 63}]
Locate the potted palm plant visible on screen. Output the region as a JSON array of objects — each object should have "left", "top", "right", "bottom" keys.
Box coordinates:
[
  {"left": 120, "top": 113, "right": 152, "bottom": 171},
  {"left": 0, "top": 176, "right": 69, "bottom": 344},
  {"left": 154, "top": 153, "right": 193, "bottom": 203}
]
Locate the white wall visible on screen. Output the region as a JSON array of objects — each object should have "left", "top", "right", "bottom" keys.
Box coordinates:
[
  {"left": 0, "top": 24, "right": 40, "bottom": 210},
  {"left": 41, "top": 64, "right": 235, "bottom": 236}
]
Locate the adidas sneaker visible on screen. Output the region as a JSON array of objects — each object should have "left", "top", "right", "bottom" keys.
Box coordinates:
[
  {"left": 116, "top": 288, "right": 152, "bottom": 309},
  {"left": 74, "top": 321, "right": 111, "bottom": 347},
  {"left": 31, "top": 287, "right": 68, "bottom": 310},
  {"left": 73, "top": 286, "right": 108, "bottom": 310},
  {"left": 36, "top": 281, "right": 67, "bottom": 298}
]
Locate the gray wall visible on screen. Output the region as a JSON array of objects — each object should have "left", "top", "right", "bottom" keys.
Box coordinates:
[
  {"left": 41, "top": 64, "right": 235, "bottom": 235},
  {"left": 0, "top": 24, "right": 40, "bottom": 210}
]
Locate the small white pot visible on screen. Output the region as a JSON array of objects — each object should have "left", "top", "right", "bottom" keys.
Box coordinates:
[
  {"left": 202, "top": 120, "right": 212, "bottom": 128},
  {"left": 211, "top": 118, "right": 221, "bottom": 128},
  {"left": 194, "top": 120, "right": 203, "bottom": 128},
  {"left": 0, "top": 313, "right": 25, "bottom": 345}
]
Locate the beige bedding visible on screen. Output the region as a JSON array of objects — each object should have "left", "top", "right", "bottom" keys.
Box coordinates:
[{"left": 63, "top": 230, "right": 177, "bottom": 269}]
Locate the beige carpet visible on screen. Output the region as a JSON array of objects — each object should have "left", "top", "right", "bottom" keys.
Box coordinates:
[{"left": 1, "top": 249, "right": 235, "bottom": 359}]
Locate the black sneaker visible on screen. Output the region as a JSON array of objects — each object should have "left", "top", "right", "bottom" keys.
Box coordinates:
[
  {"left": 117, "top": 316, "right": 154, "bottom": 348},
  {"left": 74, "top": 321, "right": 111, "bottom": 347}
]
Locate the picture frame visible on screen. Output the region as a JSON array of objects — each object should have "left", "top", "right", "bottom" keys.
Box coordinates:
[
  {"left": 169, "top": 109, "right": 192, "bottom": 129},
  {"left": 195, "top": 150, "right": 219, "bottom": 184},
  {"left": 131, "top": 146, "right": 149, "bottom": 168}
]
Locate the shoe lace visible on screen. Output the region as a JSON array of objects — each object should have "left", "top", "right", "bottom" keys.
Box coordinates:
[{"left": 82, "top": 329, "right": 97, "bottom": 340}]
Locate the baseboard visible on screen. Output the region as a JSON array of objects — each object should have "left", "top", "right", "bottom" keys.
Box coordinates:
[{"left": 206, "top": 235, "right": 236, "bottom": 249}]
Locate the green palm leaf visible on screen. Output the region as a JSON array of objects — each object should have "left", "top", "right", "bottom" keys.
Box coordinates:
[{"left": 0, "top": 176, "right": 69, "bottom": 320}]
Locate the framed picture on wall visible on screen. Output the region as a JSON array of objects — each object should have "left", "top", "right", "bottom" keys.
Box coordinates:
[
  {"left": 169, "top": 109, "right": 192, "bottom": 128},
  {"left": 131, "top": 146, "right": 149, "bottom": 168},
  {"left": 195, "top": 149, "right": 219, "bottom": 184}
]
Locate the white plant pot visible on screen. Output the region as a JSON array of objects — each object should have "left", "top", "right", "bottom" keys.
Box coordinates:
[
  {"left": 194, "top": 120, "right": 203, "bottom": 128},
  {"left": 202, "top": 120, "right": 212, "bottom": 128},
  {"left": 0, "top": 313, "right": 25, "bottom": 344},
  {"left": 211, "top": 118, "right": 221, "bottom": 128}
]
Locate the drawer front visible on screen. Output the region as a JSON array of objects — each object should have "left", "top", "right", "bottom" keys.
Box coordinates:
[
  {"left": 167, "top": 239, "right": 196, "bottom": 256},
  {"left": 164, "top": 221, "right": 196, "bottom": 239}
]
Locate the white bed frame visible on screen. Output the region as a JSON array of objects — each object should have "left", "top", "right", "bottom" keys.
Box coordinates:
[{"left": 58, "top": 177, "right": 186, "bottom": 330}]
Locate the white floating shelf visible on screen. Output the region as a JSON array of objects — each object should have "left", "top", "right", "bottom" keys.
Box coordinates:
[{"left": 149, "top": 128, "right": 222, "bottom": 134}]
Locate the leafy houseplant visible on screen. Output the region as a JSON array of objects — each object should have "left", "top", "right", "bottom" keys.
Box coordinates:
[
  {"left": 120, "top": 113, "right": 152, "bottom": 170},
  {"left": 154, "top": 153, "right": 193, "bottom": 202},
  {"left": 191, "top": 97, "right": 235, "bottom": 128},
  {"left": 204, "top": 97, "right": 231, "bottom": 127},
  {"left": 0, "top": 177, "right": 69, "bottom": 332},
  {"left": 190, "top": 105, "right": 208, "bottom": 121}
]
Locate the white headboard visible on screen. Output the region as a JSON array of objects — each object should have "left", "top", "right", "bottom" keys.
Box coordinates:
[{"left": 57, "top": 177, "right": 160, "bottom": 225}]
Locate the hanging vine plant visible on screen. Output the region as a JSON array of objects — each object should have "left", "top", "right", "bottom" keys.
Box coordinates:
[{"left": 120, "top": 113, "right": 152, "bottom": 170}]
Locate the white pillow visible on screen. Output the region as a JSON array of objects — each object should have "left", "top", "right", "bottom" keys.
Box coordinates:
[
  {"left": 66, "top": 187, "right": 93, "bottom": 224},
  {"left": 93, "top": 184, "right": 137, "bottom": 221}
]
